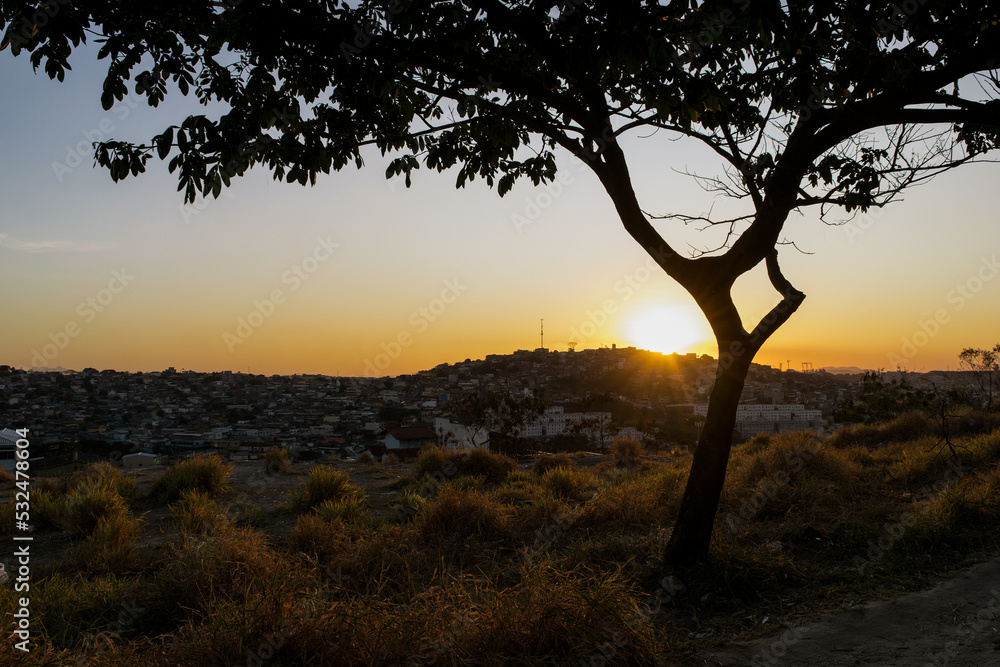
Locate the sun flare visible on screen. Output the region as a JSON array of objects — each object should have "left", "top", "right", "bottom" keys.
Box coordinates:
[{"left": 625, "top": 305, "right": 708, "bottom": 354}]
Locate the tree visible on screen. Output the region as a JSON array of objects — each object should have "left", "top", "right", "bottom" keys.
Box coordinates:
[
  {"left": 3, "top": 1, "right": 999, "bottom": 564},
  {"left": 832, "top": 369, "right": 930, "bottom": 424},
  {"left": 958, "top": 344, "right": 1000, "bottom": 412},
  {"left": 453, "top": 386, "right": 545, "bottom": 443}
]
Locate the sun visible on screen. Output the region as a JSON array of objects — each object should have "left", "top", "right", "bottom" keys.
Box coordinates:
[{"left": 625, "top": 305, "right": 708, "bottom": 354}]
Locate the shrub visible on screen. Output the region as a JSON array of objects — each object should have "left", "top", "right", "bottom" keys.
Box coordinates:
[
  {"left": 315, "top": 496, "right": 368, "bottom": 524},
  {"left": 64, "top": 482, "right": 130, "bottom": 538},
  {"left": 0, "top": 467, "right": 14, "bottom": 484},
  {"left": 542, "top": 466, "right": 597, "bottom": 501},
  {"left": 32, "top": 487, "right": 65, "bottom": 530},
  {"left": 533, "top": 452, "right": 575, "bottom": 475},
  {"left": 828, "top": 410, "right": 930, "bottom": 449},
  {"left": 288, "top": 513, "right": 348, "bottom": 558},
  {"left": 579, "top": 474, "right": 667, "bottom": 529},
  {"left": 151, "top": 454, "right": 232, "bottom": 502},
  {"left": 170, "top": 489, "right": 226, "bottom": 536},
  {"left": 76, "top": 511, "right": 143, "bottom": 573},
  {"left": 71, "top": 461, "right": 137, "bottom": 502},
  {"left": 417, "top": 446, "right": 515, "bottom": 485},
  {"left": 610, "top": 437, "right": 645, "bottom": 469},
  {"left": 415, "top": 486, "right": 511, "bottom": 541},
  {"left": 290, "top": 466, "right": 365, "bottom": 512},
  {"left": 355, "top": 450, "right": 376, "bottom": 465},
  {"left": 264, "top": 447, "right": 291, "bottom": 475}
]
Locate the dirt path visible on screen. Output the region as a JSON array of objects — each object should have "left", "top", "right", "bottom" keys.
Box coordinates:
[{"left": 705, "top": 555, "right": 1000, "bottom": 666}]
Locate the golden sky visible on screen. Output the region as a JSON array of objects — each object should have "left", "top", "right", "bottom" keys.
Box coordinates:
[{"left": 1, "top": 53, "right": 997, "bottom": 377}]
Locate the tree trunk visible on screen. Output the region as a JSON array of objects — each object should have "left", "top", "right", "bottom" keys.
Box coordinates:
[{"left": 665, "top": 341, "right": 752, "bottom": 566}]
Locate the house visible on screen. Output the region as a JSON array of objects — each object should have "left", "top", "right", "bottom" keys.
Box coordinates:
[
  {"left": 384, "top": 426, "right": 437, "bottom": 451},
  {"left": 122, "top": 452, "right": 159, "bottom": 469},
  {"left": 0, "top": 428, "right": 22, "bottom": 473}
]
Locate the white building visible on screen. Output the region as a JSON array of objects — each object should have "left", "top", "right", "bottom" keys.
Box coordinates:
[
  {"left": 694, "top": 403, "right": 823, "bottom": 437},
  {"left": 517, "top": 406, "right": 612, "bottom": 442},
  {"left": 434, "top": 418, "right": 489, "bottom": 449},
  {"left": 0, "top": 428, "right": 21, "bottom": 473}
]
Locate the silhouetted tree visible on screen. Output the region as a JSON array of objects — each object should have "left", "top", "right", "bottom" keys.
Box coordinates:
[
  {"left": 4, "top": 1, "right": 1000, "bottom": 564},
  {"left": 833, "top": 370, "right": 930, "bottom": 424},
  {"left": 958, "top": 344, "right": 1000, "bottom": 412}
]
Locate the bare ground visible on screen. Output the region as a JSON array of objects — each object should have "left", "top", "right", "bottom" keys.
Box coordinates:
[{"left": 703, "top": 554, "right": 1000, "bottom": 666}]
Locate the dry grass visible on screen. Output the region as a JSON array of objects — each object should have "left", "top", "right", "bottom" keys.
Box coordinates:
[
  {"left": 610, "top": 437, "right": 645, "bottom": 469},
  {"left": 14, "top": 420, "right": 1000, "bottom": 666},
  {"left": 150, "top": 454, "right": 232, "bottom": 501},
  {"left": 170, "top": 488, "right": 227, "bottom": 536},
  {"left": 289, "top": 465, "right": 366, "bottom": 512},
  {"left": 264, "top": 446, "right": 291, "bottom": 474},
  {"left": 533, "top": 452, "right": 575, "bottom": 475},
  {"left": 541, "top": 466, "right": 598, "bottom": 501},
  {"left": 417, "top": 445, "right": 516, "bottom": 485},
  {"left": 414, "top": 485, "right": 513, "bottom": 542}
]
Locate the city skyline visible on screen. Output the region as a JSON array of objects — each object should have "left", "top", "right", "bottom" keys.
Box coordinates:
[{"left": 2, "top": 48, "right": 998, "bottom": 378}]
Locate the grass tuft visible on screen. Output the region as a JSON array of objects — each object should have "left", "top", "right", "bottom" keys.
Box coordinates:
[
  {"left": 263, "top": 446, "right": 291, "bottom": 475},
  {"left": 610, "top": 437, "right": 645, "bottom": 469},
  {"left": 533, "top": 452, "right": 575, "bottom": 475},
  {"left": 290, "top": 465, "right": 366, "bottom": 512},
  {"left": 150, "top": 454, "right": 232, "bottom": 502}
]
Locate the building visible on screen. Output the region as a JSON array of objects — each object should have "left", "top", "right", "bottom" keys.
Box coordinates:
[
  {"left": 694, "top": 403, "right": 823, "bottom": 438},
  {"left": 384, "top": 426, "right": 437, "bottom": 451},
  {"left": 516, "top": 406, "right": 612, "bottom": 440},
  {"left": 434, "top": 418, "right": 489, "bottom": 449},
  {"left": 0, "top": 428, "right": 22, "bottom": 473}
]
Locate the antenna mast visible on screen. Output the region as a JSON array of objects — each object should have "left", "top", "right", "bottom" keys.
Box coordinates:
[{"left": 540, "top": 319, "right": 544, "bottom": 349}]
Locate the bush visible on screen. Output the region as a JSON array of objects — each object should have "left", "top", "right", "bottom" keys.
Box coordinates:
[
  {"left": 542, "top": 466, "right": 597, "bottom": 501},
  {"left": 151, "top": 454, "right": 232, "bottom": 502},
  {"left": 290, "top": 466, "right": 365, "bottom": 512},
  {"left": 417, "top": 446, "right": 515, "bottom": 485},
  {"left": 75, "top": 511, "right": 143, "bottom": 573},
  {"left": 264, "top": 447, "right": 291, "bottom": 475},
  {"left": 533, "top": 452, "right": 575, "bottom": 475},
  {"left": 0, "top": 467, "right": 14, "bottom": 484},
  {"left": 64, "top": 482, "right": 130, "bottom": 538},
  {"left": 70, "top": 461, "right": 137, "bottom": 502},
  {"left": 315, "top": 496, "right": 368, "bottom": 524},
  {"left": 610, "top": 437, "right": 645, "bottom": 469},
  {"left": 171, "top": 489, "right": 226, "bottom": 536},
  {"left": 288, "top": 513, "right": 348, "bottom": 558},
  {"left": 828, "top": 411, "right": 930, "bottom": 449},
  {"left": 32, "top": 487, "right": 65, "bottom": 530},
  {"left": 415, "top": 486, "right": 512, "bottom": 541}
]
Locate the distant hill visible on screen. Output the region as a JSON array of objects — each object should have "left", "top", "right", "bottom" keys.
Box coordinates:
[{"left": 822, "top": 366, "right": 869, "bottom": 375}]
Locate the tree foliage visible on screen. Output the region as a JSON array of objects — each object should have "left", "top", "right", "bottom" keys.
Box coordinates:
[
  {"left": 833, "top": 369, "right": 930, "bottom": 424},
  {"left": 5, "top": 0, "right": 1000, "bottom": 563},
  {"left": 958, "top": 343, "right": 1000, "bottom": 412}
]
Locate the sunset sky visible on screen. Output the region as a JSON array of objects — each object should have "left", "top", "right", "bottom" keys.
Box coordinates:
[{"left": 1, "top": 49, "right": 997, "bottom": 378}]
